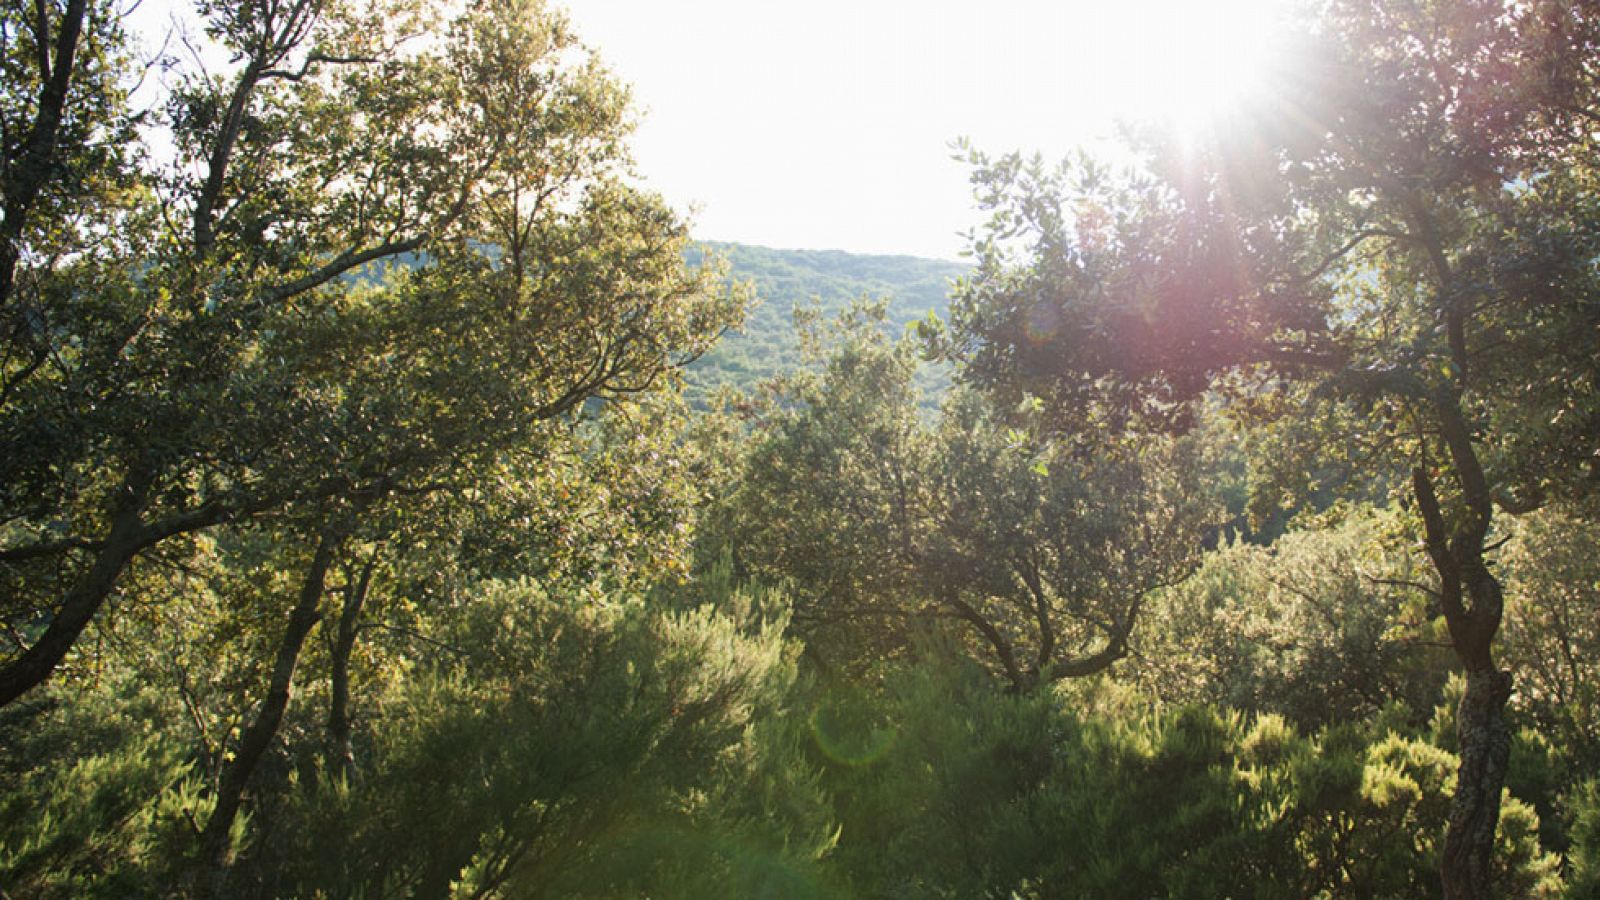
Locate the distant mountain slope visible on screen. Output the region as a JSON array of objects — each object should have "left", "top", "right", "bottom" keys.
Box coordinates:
[{"left": 685, "top": 242, "right": 967, "bottom": 399}]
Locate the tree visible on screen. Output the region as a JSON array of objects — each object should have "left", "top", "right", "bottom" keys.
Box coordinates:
[
  {"left": 1498, "top": 510, "right": 1600, "bottom": 776},
  {"left": 926, "top": 391, "right": 1215, "bottom": 691},
  {"left": 1132, "top": 507, "right": 1454, "bottom": 731},
  {"left": 814, "top": 660, "right": 1562, "bottom": 897},
  {"left": 940, "top": 0, "right": 1600, "bottom": 894},
  {"left": 717, "top": 304, "right": 1214, "bottom": 691},
  {"left": 710, "top": 304, "right": 935, "bottom": 672},
  {"left": 0, "top": 0, "right": 738, "bottom": 707}
]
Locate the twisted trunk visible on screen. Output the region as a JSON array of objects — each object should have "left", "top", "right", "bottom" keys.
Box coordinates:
[{"left": 1413, "top": 463, "right": 1512, "bottom": 900}]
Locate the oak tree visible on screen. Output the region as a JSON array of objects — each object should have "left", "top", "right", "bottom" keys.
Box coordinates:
[
  {"left": 0, "top": 0, "right": 738, "bottom": 707},
  {"left": 941, "top": 0, "right": 1600, "bottom": 894}
]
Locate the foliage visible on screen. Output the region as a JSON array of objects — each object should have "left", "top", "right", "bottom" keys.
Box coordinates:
[
  {"left": 1134, "top": 506, "right": 1453, "bottom": 730},
  {"left": 0, "top": 571, "right": 836, "bottom": 899},
  {"left": 0, "top": 685, "right": 211, "bottom": 898},
  {"left": 936, "top": 0, "right": 1600, "bottom": 892},
  {"left": 684, "top": 242, "right": 963, "bottom": 405},
  {"left": 1568, "top": 779, "right": 1600, "bottom": 898},
  {"left": 710, "top": 305, "right": 1216, "bottom": 690},
  {"left": 2, "top": 0, "right": 1596, "bottom": 895},
  {"left": 812, "top": 661, "right": 1562, "bottom": 898},
  {"left": 234, "top": 578, "right": 830, "bottom": 899},
  {"left": 1498, "top": 509, "right": 1600, "bottom": 775}
]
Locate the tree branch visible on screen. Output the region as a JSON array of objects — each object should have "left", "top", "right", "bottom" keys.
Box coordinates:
[
  {"left": 256, "top": 234, "right": 428, "bottom": 307},
  {"left": 259, "top": 51, "right": 381, "bottom": 82},
  {"left": 0, "top": 535, "right": 104, "bottom": 562}
]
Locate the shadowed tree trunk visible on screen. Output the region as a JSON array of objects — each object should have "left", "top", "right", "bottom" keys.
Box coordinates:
[
  {"left": 0, "top": 0, "right": 90, "bottom": 312},
  {"left": 1414, "top": 458, "right": 1511, "bottom": 900},
  {"left": 325, "top": 552, "right": 376, "bottom": 780},
  {"left": 1445, "top": 665, "right": 1513, "bottom": 899},
  {"left": 0, "top": 510, "right": 144, "bottom": 706},
  {"left": 196, "top": 526, "right": 341, "bottom": 897}
]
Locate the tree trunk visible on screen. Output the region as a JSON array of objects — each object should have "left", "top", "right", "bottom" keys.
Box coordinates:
[
  {"left": 0, "top": 0, "right": 90, "bottom": 311},
  {"left": 1442, "top": 665, "right": 1513, "bottom": 900},
  {"left": 1, "top": 464, "right": 241, "bottom": 708},
  {"left": 196, "top": 529, "right": 338, "bottom": 897},
  {"left": 325, "top": 554, "right": 375, "bottom": 780},
  {"left": 1441, "top": 544, "right": 1512, "bottom": 900},
  {"left": 0, "top": 504, "right": 143, "bottom": 707},
  {"left": 1414, "top": 464, "right": 1512, "bottom": 900}
]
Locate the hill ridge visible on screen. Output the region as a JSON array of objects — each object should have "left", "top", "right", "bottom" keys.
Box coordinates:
[{"left": 685, "top": 241, "right": 967, "bottom": 399}]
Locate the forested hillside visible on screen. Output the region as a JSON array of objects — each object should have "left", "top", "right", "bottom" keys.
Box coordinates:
[
  {"left": 684, "top": 243, "right": 964, "bottom": 399},
  {"left": 2, "top": 0, "right": 1599, "bottom": 898}
]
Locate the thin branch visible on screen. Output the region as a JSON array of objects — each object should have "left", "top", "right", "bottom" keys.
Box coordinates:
[
  {"left": 258, "top": 51, "right": 381, "bottom": 81},
  {"left": 0, "top": 535, "right": 104, "bottom": 562},
  {"left": 357, "top": 622, "right": 470, "bottom": 658},
  {"left": 1295, "top": 227, "right": 1416, "bottom": 286},
  {"left": 1361, "top": 572, "right": 1440, "bottom": 598}
]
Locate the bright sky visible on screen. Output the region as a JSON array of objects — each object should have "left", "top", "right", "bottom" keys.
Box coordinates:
[
  {"left": 565, "top": 0, "right": 1290, "bottom": 260},
  {"left": 126, "top": 0, "right": 1291, "bottom": 261}
]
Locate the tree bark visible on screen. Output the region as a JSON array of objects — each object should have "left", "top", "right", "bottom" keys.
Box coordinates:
[
  {"left": 0, "top": 491, "right": 238, "bottom": 708},
  {"left": 0, "top": 0, "right": 89, "bottom": 311},
  {"left": 0, "top": 521, "right": 139, "bottom": 706},
  {"left": 0, "top": 475, "right": 149, "bottom": 707},
  {"left": 945, "top": 593, "right": 1028, "bottom": 692},
  {"left": 1442, "top": 665, "right": 1513, "bottom": 900},
  {"left": 1441, "top": 555, "right": 1512, "bottom": 900},
  {"left": 325, "top": 553, "right": 375, "bottom": 780},
  {"left": 1413, "top": 464, "right": 1513, "bottom": 900},
  {"left": 196, "top": 528, "right": 338, "bottom": 897}
]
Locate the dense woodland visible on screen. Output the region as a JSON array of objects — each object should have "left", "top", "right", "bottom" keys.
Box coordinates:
[
  {"left": 1, "top": 0, "right": 1598, "bottom": 897},
  {"left": 681, "top": 243, "right": 964, "bottom": 404}
]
